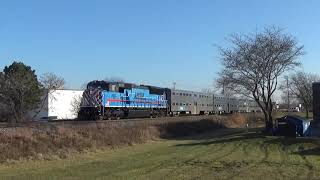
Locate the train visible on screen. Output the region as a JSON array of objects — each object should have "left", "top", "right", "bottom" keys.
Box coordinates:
[{"left": 78, "top": 80, "right": 261, "bottom": 120}]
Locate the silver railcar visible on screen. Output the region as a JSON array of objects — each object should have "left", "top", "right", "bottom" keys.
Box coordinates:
[{"left": 170, "top": 89, "right": 214, "bottom": 115}]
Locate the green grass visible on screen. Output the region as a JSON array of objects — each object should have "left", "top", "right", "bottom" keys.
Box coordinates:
[{"left": 0, "top": 128, "right": 320, "bottom": 180}]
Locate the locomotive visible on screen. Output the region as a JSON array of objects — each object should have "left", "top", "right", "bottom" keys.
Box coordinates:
[
  {"left": 78, "top": 81, "right": 261, "bottom": 120},
  {"left": 78, "top": 81, "right": 169, "bottom": 120}
]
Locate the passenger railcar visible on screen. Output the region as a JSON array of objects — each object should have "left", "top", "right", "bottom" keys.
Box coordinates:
[{"left": 170, "top": 89, "right": 214, "bottom": 115}]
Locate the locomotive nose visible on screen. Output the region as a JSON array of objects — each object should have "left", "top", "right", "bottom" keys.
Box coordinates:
[{"left": 81, "top": 89, "right": 102, "bottom": 107}]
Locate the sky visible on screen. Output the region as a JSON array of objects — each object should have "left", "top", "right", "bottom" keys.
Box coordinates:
[{"left": 0, "top": 0, "right": 319, "bottom": 91}]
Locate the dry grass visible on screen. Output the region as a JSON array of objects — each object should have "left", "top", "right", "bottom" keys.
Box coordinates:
[
  {"left": 221, "top": 113, "right": 264, "bottom": 128},
  {"left": 0, "top": 123, "right": 158, "bottom": 162},
  {"left": 0, "top": 114, "right": 261, "bottom": 163}
]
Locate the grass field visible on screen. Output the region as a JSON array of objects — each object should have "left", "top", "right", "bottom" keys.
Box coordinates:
[{"left": 0, "top": 128, "right": 320, "bottom": 180}]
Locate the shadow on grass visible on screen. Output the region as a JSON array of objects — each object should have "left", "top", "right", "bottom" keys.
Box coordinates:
[
  {"left": 175, "top": 129, "right": 266, "bottom": 147},
  {"left": 293, "top": 147, "right": 320, "bottom": 156},
  {"left": 174, "top": 127, "right": 320, "bottom": 146},
  {"left": 158, "top": 119, "right": 227, "bottom": 140},
  {"left": 259, "top": 136, "right": 320, "bottom": 156},
  {"left": 263, "top": 137, "right": 320, "bottom": 147}
]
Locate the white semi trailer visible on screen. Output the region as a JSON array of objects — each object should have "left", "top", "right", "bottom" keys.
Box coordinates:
[{"left": 31, "top": 89, "right": 83, "bottom": 120}]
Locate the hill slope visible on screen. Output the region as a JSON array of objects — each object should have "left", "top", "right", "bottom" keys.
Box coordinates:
[{"left": 1, "top": 128, "right": 320, "bottom": 180}]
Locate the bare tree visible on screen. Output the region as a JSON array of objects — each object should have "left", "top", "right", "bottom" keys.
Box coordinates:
[
  {"left": 217, "top": 26, "right": 304, "bottom": 131},
  {"left": 70, "top": 95, "right": 82, "bottom": 117},
  {"left": 40, "top": 72, "right": 65, "bottom": 90},
  {"left": 279, "top": 93, "right": 296, "bottom": 109},
  {"left": 282, "top": 72, "right": 320, "bottom": 118},
  {"left": 32, "top": 72, "right": 65, "bottom": 119}
]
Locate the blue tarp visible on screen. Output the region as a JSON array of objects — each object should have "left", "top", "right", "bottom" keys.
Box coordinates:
[{"left": 274, "top": 115, "right": 311, "bottom": 137}]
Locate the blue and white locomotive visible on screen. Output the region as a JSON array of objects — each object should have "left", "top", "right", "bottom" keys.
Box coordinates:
[{"left": 78, "top": 81, "right": 168, "bottom": 120}]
